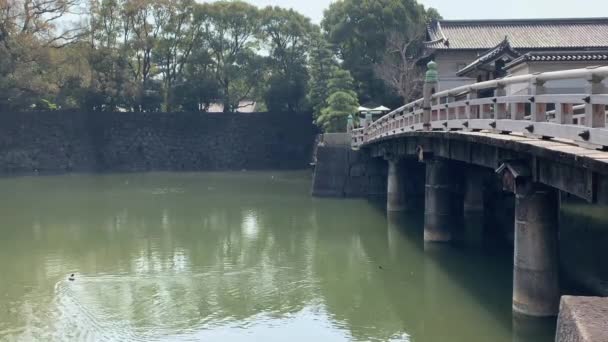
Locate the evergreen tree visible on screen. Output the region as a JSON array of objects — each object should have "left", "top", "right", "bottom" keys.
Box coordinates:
[
  {"left": 261, "top": 6, "right": 313, "bottom": 112},
  {"left": 317, "top": 68, "right": 358, "bottom": 132},
  {"left": 307, "top": 32, "right": 336, "bottom": 121},
  {"left": 322, "top": 0, "right": 439, "bottom": 107}
]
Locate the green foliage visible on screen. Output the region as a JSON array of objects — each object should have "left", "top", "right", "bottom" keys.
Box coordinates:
[
  {"left": 317, "top": 68, "right": 359, "bottom": 132},
  {"left": 307, "top": 32, "right": 337, "bottom": 121},
  {"left": 322, "top": 0, "right": 439, "bottom": 107},
  {"left": 84, "top": 47, "right": 139, "bottom": 111},
  {"left": 196, "top": 0, "right": 265, "bottom": 112},
  {"left": 0, "top": 34, "right": 59, "bottom": 111},
  {"left": 0, "top": 0, "right": 437, "bottom": 114},
  {"left": 327, "top": 69, "right": 357, "bottom": 97},
  {"left": 36, "top": 99, "right": 58, "bottom": 111},
  {"left": 261, "top": 6, "right": 313, "bottom": 112},
  {"left": 264, "top": 69, "right": 308, "bottom": 112}
]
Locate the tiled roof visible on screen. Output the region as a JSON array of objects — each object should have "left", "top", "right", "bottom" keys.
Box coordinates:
[
  {"left": 425, "top": 18, "right": 608, "bottom": 50},
  {"left": 505, "top": 50, "right": 608, "bottom": 69},
  {"left": 456, "top": 37, "right": 521, "bottom": 76}
]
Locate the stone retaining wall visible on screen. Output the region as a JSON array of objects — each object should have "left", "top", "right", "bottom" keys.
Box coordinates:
[
  {"left": 311, "top": 134, "right": 387, "bottom": 197},
  {"left": 0, "top": 111, "right": 317, "bottom": 174}
]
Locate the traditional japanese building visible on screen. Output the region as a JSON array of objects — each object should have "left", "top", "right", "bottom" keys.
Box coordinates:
[{"left": 423, "top": 18, "right": 608, "bottom": 92}]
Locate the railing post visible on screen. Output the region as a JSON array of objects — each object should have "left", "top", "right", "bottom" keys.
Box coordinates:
[
  {"left": 346, "top": 114, "right": 354, "bottom": 133},
  {"left": 530, "top": 77, "right": 547, "bottom": 122},
  {"left": 423, "top": 61, "right": 438, "bottom": 131},
  {"left": 511, "top": 102, "right": 526, "bottom": 121},
  {"left": 446, "top": 94, "right": 456, "bottom": 122},
  {"left": 555, "top": 104, "right": 573, "bottom": 125},
  {"left": 494, "top": 84, "right": 507, "bottom": 120},
  {"left": 465, "top": 88, "right": 478, "bottom": 121},
  {"left": 585, "top": 73, "right": 606, "bottom": 128}
]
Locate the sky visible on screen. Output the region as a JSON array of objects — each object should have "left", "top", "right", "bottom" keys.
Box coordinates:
[{"left": 236, "top": 0, "right": 608, "bottom": 23}]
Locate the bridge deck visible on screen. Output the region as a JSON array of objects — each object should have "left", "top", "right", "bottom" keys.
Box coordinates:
[{"left": 459, "top": 131, "right": 608, "bottom": 161}]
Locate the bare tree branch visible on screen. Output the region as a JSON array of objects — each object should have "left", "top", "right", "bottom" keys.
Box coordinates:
[{"left": 374, "top": 30, "right": 424, "bottom": 103}]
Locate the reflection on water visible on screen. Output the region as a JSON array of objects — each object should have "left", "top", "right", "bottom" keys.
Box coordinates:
[
  {"left": 560, "top": 201, "right": 608, "bottom": 296},
  {"left": 0, "top": 172, "right": 553, "bottom": 341}
]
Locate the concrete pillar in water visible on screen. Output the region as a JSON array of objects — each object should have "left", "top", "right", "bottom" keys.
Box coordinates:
[
  {"left": 464, "top": 167, "right": 486, "bottom": 214},
  {"left": 424, "top": 159, "right": 459, "bottom": 242},
  {"left": 513, "top": 184, "right": 560, "bottom": 317},
  {"left": 386, "top": 158, "right": 407, "bottom": 211},
  {"left": 461, "top": 168, "right": 487, "bottom": 244},
  {"left": 386, "top": 158, "right": 425, "bottom": 212},
  {"left": 512, "top": 313, "right": 556, "bottom": 342}
]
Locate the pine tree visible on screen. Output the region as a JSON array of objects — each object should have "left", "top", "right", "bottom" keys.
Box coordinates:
[
  {"left": 307, "top": 33, "right": 337, "bottom": 121},
  {"left": 317, "top": 68, "right": 359, "bottom": 132}
]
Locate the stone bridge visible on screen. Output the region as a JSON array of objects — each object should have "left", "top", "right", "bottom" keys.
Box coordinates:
[{"left": 312, "top": 63, "right": 608, "bottom": 325}]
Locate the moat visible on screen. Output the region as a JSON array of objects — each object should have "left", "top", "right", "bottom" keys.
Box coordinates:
[{"left": 1, "top": 171, "right": 595, "bottom": 341}]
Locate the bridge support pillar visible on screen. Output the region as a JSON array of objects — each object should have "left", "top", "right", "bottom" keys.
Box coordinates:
[
  {"left": 464, "top": 168, "right": 486, "bottom": 215},
  {"left": 386, "top": 158, "right": 423, "bottom": 211},
  {"left": 513, "top": 184, "right": 560, "bottom": 317},
  {"left": 386, "top": 158, "right": 407, "bottom": 211},
  {"left": 424, "top": 159, "right": 460, "bottom": 242}
]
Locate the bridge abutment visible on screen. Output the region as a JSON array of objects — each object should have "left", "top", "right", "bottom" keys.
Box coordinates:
[
  {"left": 311, "top": 134, "right": 387, "bottom": 197},
  {"left": 424, "top": 159, "right": 462, "bottom": 242},
  {"left": 513, "top": 183, "right": 560, "bottom": 317}
]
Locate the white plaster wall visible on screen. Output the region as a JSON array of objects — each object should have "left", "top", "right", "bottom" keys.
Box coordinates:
[
  {"left": 507, "top": 61, "right": 608, "bottom": 95},
  {"left": 434, "top": 51, "right": 479, "bottom": 91}
]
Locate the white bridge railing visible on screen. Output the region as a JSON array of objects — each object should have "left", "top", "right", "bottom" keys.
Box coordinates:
[{"left": 352, "top": 65, "right": 608, "bottom": 150}]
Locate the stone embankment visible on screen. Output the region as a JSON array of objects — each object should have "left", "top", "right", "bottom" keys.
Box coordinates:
[
  {"left": 0, "top": 111, "right": 317, "bottom": 174},
  {"left": 311, "top": 133, "right": 387, "bottom": 197}
]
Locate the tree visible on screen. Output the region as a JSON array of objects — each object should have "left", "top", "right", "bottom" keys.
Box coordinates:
[
  {"left": 201, "top": 0, "right": 262, "bottom": 112},
  {"left": 175, "top": 46, "right": 219, "bottom": 111},
  {"left": 1, "top": 0, "right": 83, "bottom": 47},
  {"left": 81, "top": 0, "right": 137, "bottom": 111},
  {"left": 0, "top": 35, "right": 55, "bottom": 110},
  {"left": 83, "top": 46, "right": 139, "bottom": 111},
  {"left": 0, "top": 0, "right": 440, "bottom": 114},
  {"left": 261, "top": 6, "right": 312, "bottom": 112},
  {"left": 154, "top": 0, "right": 202, "bottom": 111},
  {"left": 0, "top": 0, "right": 84, "bottom": 110},
  {"left": 307, "top": 31, "right": 336, "bottom": 121},
  {"left": 317, "top": 68, "right": 358, "bottom": 132},
  {"left": 373, "top": 31, "right": 423, "bottom": 103},
  {"left": 373, "top": 8, "right": 442, "bottom": 103},
  {"left": 121, "top": 0, "right": 163, "bottom": 110},
  {"left": 322, "top": 0, "right": 437, "bottom": 107}
]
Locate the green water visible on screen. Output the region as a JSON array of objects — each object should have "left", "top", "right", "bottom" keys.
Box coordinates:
[{"left": 0, "top": 172, "right": 554, "bottom": 341}]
